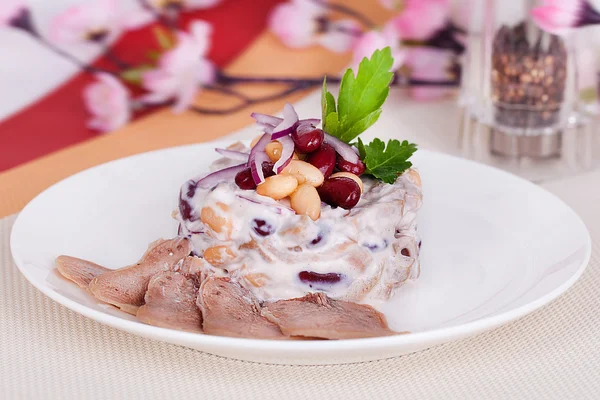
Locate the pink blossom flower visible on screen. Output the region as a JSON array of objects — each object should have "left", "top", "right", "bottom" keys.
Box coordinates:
[
  {"left": 83, "top": 73, "right": 131, "bottom": 132},
  {"left": 50, "top": 0, "right": 152, "bottom": 44},
  {"left": 404, "top": 47, "right": 456, "bottom": 101},
  {"left": 269, "top": 0, "right": 361, "bottom": 53},
  {"left": 142, "top": 21, "right": 215, "bottom": 113},
  {"left": 352, "top": 23, "right": 404, "bottom": 69},
  {"left": 531, "top": 0, "right": 600, "bottom": 35},
  {"left": 391, "top": 0, "right": 449, "bottom": 40},
  {"left": 0, "top": 0, "right": 25, "bottom": 27},
  {"left": 317, "top": 19, "right": 361, "bottom": 53},
  {"left": 269, "top": 1, "right": 319, "bottom": 48}
]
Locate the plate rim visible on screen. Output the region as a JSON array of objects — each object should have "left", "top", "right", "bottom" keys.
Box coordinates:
[{"left": 10, "top": 142, "right": 592, "bottom": 353}]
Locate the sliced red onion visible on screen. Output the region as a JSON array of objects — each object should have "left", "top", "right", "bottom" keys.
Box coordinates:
[
  {"left": 323, "top": 133, "right": 360, "bottom": 164},
  {"left": 196, "top": 163, "right": 247, "bottom": 189},
  {"left": 251, "top": 152, "right": 270, "bottom": 184},
  {"left": 251, "top": 111, "right": 319, "bottom": 130},
  {"left": 271, "top": 103, "right": 299, "bottom": 139},
  {"left": 269, "top": 118, "right": 321, "bottom": 137},
  {"left": 298, "top": 118, "right": 320, "bottom": 127},
  {"left": 273, "top": 135, "right": 294, "bottom": 173},
  {"left": 250, "top": 112, "right": 283, "bottom": 127},
  {"left": 215, "top": 148, "right": 249, "bottom": 161},
  {"left": 249, "top": 133, "right": 272, "bottom": 184}
]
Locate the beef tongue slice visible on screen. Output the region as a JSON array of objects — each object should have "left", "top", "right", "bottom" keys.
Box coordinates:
[
  {"left": 261, "top": 292, "right": 395, "bottom": 339},
  {"left": 87, "top": 237, "right": 191, "bottom": 315},
  {"left": 137, "top": 271, "right": 202, "bottom": 332},
  {"left": 55, "top": 256, "right": 109, "bottom": 288},
  {"left": 197, "top": 277, "right": 285, "bottom": 339}
]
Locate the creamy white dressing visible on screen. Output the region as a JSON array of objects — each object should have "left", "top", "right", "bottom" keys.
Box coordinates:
[{"left": 175, "top": 156, "right": 423, "bottom": 306}]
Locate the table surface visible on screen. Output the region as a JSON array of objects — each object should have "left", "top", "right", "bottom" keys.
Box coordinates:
[{"left": 2, "top": 1, "right": 600, "bottom": 398}]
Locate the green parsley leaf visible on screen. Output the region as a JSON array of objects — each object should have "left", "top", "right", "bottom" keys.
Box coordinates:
[
  {"left": 321, "top": 77, "right": 336, "bottom": 122},
  {"left": 319, "top": 48, "right": 418, "bottom": 184},
  {"left": 321, "top": 47, "right": 394, "bottom": 143},
  {"left": 358, "top": 138, "right": 418, "bottom": 184}
]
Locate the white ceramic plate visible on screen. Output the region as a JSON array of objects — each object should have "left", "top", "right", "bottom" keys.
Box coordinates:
[{"left": 11, "top": 143, "right": 591, "bottom": 365}]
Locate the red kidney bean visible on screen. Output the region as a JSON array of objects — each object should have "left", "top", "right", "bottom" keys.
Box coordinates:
[
  {"left": 292, "top": 125, "right": 324, "bottom": 153},
  {"left": 336, "top": 155, "right": 366, "bottom": 175},
  {"left": 298, "top": 271, "right": 343, "bottom": 285},
  {"left": 317, "top": 176, "right": 361, "bottom": 209},
  {"left": 235, "top": 163, "right": 276, "bottom": 190},
  {"left": 305, "top": 143, "right": 336, "bottom": 178},
  {"left": 234, "top": 168, "right": 256, "bottom": 190},
  {"left": 251, "top": 219, "right": 274, "bottom": 236}
]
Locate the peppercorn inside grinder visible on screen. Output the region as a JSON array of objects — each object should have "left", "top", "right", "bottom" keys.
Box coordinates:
[{"left": 489, "top": 22, "right": 569, "bottom": 158}]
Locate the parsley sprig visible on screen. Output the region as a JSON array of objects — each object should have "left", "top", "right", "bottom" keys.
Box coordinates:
[
  {"left": 321, "top": 47, "right": 418, "bottom": 183},
  {"left": 322, "top": 47, "right": 393, "bottom": 143},
  {"left": 358, "top": 138, "right": 417, "bottom": 184}
]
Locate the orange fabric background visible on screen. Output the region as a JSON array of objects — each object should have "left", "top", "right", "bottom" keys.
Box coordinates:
[{"left": 0, "top": 1, "right": 392, "bottom": 218}]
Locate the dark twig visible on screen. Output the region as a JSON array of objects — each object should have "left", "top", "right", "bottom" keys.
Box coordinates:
[
  {"left": 9, "top": 8, "right": 115, "bottom": 75},
  {"left": 315, "top": 16, "right": 363, "bottom": 36},
  {"left": 204, "top": 85, "right": 252, "bottom": 102},
  {"left": 216, "top": 71, "right": 460, "bottom": 88},
  {"left": 136, "top": 0, "right": 178, "bottom": 30},
  {"left": 37, "top": 36, "right": 116, "bottom": 75},
  {"left": 190, "top": 70, "right": 461, "bottom": 115},
  {"left": 102, "top": 46, "right": 132, "bottom": 69},
  {"left": 190, "top": 84, "right": 310, "bottom": 115}
]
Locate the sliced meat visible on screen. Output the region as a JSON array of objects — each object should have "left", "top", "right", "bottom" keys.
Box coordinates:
[
  {"left": 55, "top": 256, "right": 110, "bottom": 288},
  {"left": 137, "top": 271, "right": 202, "bottom": 333},
  {"left": 261, "top": 292, "right": 395, "bottom": 339},
  {"left": 197, "top": 277, "right": 285, "bottom": 339},
  {"left": 88, "top": 237, "right": 191, "bottom": 315},
  {"left": 177, "top": 256, "right": 207, "bottom": 277}
]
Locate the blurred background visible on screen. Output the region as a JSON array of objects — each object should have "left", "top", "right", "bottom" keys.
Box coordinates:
[{"left": 1, "top": 0, "right": 600, "bottom": 182}]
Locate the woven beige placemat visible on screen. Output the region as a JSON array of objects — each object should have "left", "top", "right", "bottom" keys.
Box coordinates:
[{"left": 1, "top": 171, "right": 599, "bottom": 400}]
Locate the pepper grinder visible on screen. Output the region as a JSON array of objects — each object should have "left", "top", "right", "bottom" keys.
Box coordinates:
[{"left": 458, "top": 0, "right": 593, "bottom": 182}]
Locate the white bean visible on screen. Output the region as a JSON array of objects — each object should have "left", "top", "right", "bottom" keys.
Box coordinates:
[
  {"left": 290, "top": 183, "right": 321, "bottom": 220},
  {"left": 256, "top": 175, "right": 298, "bottom": 200},
  {"left": 282, "top": 160, "right": 324, "bottom": 187}
]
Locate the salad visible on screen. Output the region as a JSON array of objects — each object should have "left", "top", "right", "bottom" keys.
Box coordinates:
[{"left": 56, "top": 48, "right": 421, "bottom": 340}]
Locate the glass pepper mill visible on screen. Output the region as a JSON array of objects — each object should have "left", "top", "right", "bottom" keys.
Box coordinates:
[{"left": 459, "top": 0, "right": 594, "bottom": 182}]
